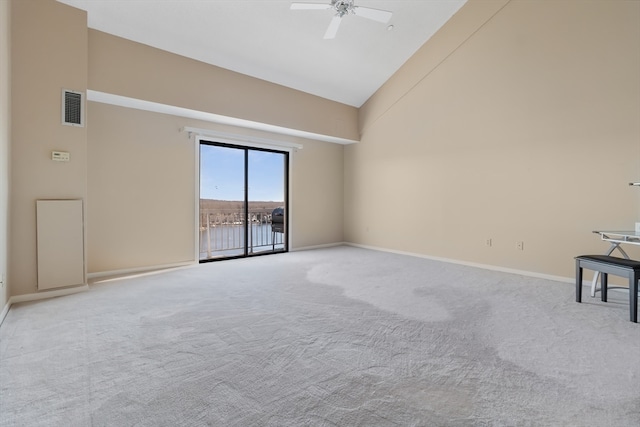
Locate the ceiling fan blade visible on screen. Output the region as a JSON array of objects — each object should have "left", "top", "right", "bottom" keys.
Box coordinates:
[
  {"left": 353, "top": 6, "right": 392, "bottom": 23},
  {"left": 324, "top": 15, "right": 342, "bottom": 39},
  {"left": 290, "top": 2, "right": 332, "bottom": 10}
]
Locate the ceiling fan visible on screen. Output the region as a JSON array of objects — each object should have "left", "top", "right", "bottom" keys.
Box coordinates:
[{"left": 291, "top": 0, "right": 393, "bottom": 39}]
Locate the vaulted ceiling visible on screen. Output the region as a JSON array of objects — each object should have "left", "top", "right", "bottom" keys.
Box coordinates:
[{"left": 57, "top": 0, "right": 467, "bottom": 107}]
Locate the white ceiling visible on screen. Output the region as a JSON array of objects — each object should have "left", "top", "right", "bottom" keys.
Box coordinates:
[{"left": 57, "top": 0, "right": 467, "bottom": 107}]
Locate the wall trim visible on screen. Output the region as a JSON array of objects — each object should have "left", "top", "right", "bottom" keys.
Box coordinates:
[
  {"left": 87, "top": 261, "right": 196, "bottom": 280},
  {"left": 344, "top": 242, "right": 575, "bottom": 284},
  {"left": 291, "top": 242, "right": 346, "bottom": 252},
  {"left": 184, "top": 127, "right": 303, "bottom": 151},
  {"left": 87, "top": 90, "right": 359, "bottom": 145},
  {"left": 9, "top": 284, "right": 89, "bottom": 304}
]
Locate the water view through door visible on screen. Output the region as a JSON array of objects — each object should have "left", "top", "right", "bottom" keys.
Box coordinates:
[{"left": 199, "top": 142, "right": 288, "bottom": 261}]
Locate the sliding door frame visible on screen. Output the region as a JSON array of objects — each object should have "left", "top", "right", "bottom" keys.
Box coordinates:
[{"left": 194, "top": 135, "right": 294, "bottom": 262}]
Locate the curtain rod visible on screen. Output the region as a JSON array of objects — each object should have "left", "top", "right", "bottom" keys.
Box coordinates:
[{"left": 181, "top": 127, "right": 303, "bottom": 151}]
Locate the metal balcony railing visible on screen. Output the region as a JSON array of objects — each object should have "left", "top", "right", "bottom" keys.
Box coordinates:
[{"left": 199, "top": 208, "right": 285, "bottom": 259}]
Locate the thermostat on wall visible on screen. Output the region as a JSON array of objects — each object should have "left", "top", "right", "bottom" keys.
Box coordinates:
[{"left": 52, "top": 151, "right": 70, "bottom": 162}]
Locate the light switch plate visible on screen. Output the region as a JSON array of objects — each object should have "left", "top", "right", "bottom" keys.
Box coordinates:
[
  {"left": 52, "top": 151, "right": 70, "bottom": 162},
  {"left": 635, "top": 222, "right": 640, "bottom": 233}
]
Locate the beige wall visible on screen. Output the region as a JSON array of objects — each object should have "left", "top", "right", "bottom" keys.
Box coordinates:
[
  {"left": 290, "top": 134, "right": 344, "bottom": 249},
  {"left": 86, "top": 103, "right": 195, "bottom": 273},
  {"left": 88, "top": 30, "right": 359, "bottom": 142},
  {"left": 87, "top": 101, "right": 345, "bottom": 273},
  {"left": 1, "top": 0, "right": 11, "bottom": 311},
  {"left": 346, "top": 0, "right": 640, "bottom": 278},
  {"left": 10, "top": 0, "right": 88, "bottom": 297}
]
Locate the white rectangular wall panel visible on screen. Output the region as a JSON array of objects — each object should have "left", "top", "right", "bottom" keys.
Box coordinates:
[{"left": 36, "top": 200, "right": 85, "bottom": 290}]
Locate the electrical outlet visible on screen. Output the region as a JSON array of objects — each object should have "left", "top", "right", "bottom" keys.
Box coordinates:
[
  {"left": 0, "top": 273, "right": 4, "bottom": 287},
  {"left": 485, "top": 238, "right": 492, "bottom": 247},
  {"left": 635, "top": 222, "right": 640, "bottom": 234},
  {"left": 516, "top": 241, "right": 524, "bottom": 251}
]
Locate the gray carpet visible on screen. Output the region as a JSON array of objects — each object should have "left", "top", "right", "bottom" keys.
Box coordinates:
[{"left": 1, "top": 246, "right": 639, "bottom": 426}]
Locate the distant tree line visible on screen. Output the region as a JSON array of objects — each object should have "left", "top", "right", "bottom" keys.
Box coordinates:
[
  {"left": 199, "top": 199, "right": 283, "bottom": 211},
  {"left": 199, "top": 199, "right": 284, "bottom": 228}
]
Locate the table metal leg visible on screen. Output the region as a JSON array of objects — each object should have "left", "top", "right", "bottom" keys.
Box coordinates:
[
  {"left": 631, "top": 271, "right": 639, "bottom": 323},
  {"left": 590, "top": 242, "right": 630, "bottom": 297}
]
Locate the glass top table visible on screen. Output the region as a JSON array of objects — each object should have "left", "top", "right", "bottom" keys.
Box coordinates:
[{"left": 593, "top": 230, "right": 640, "bottom": 245}]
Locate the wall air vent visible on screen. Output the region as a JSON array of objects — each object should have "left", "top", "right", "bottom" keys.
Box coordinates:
[{"left": 62, "top": 89, "right": 84, "bottom": 127}]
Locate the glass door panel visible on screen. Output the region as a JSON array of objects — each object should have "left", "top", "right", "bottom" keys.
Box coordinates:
[
  {"left": 247, "top": 150, "right": 287, "bottom": 254},
  {"left": 199, "top": 144, "right": 246, "bottom": 259}
]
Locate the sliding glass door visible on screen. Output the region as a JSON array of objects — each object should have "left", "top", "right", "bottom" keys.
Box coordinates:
[{"left": 199, "top": 141, "right": 288, "bottom": 261}]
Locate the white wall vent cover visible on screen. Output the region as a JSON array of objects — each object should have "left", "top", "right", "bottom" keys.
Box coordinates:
[{"left": 62, "top": 89, "right": 84, "bottom": 127}]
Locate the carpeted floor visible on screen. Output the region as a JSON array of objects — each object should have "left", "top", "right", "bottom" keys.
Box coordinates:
[{"left": 1, "top": 246, "right": 639, "bottom": 426}]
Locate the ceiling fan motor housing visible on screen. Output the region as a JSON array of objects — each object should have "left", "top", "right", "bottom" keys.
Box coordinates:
[{"left": 332, "top": 0, "right": 356, "bottom": 17}]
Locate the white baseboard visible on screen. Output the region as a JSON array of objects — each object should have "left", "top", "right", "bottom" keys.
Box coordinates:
[
  {"left": 291, "top": 242, "right": 346, "bottom": 252},
  {"left": 9, "top": 284, "right": 90, "bottom": 304},
  {"left": 87, "top": 261, "right": 196, "bottom": 280},
  {"left": 344, "top": 242, "right": 575, "bottom": 284}
]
